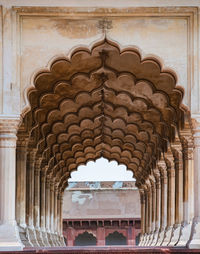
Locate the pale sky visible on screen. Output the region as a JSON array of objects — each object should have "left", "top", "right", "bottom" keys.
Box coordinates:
[{"left": 68, "top": 157, "right": 135, "bottom": 182}]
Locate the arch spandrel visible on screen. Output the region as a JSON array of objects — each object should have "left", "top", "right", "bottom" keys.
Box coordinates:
[{"left": 19, "top": 38, "right": 188, "bottom": 187}]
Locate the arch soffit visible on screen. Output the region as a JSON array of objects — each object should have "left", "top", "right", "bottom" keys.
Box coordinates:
[{"left": 20, "top": 38, "right": 187, "bottom": 188}]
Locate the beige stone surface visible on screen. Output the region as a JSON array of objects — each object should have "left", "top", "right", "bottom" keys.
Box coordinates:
[{"left": 63, "top": 182, "right": 140, "bottom": 219}]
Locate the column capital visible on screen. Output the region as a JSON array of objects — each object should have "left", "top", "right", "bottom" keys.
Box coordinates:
[{"left": 0, "top": 117, "right": 20, "bottom": 147}]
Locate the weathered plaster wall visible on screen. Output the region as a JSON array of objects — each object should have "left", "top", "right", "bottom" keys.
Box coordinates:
[{"left": 63, "top": 182, "right": 140, "bottom": 219}]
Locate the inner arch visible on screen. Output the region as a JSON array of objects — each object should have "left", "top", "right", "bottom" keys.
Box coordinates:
[{"left": 69, "top": 157, "right": 134, "bottom": 182}]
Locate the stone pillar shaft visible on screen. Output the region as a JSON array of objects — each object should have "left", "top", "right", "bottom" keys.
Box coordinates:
[
  {"left": 16, "top": 137, "right": 28, "bottom": 227},
  {"left": 167, "top": 169, "right": 175, "bottom": 226},
  {"left": 40, "top": 172, "right": 46, "bottom": 230},
  {"left": 45, "top": 177, "right": 50, "bottom": 232},
  {"left": 50, "top": 181, "right": 55, "bottom": 232},
  {"left": 0, "top": 117, "right": 23, "bottom": 251}
]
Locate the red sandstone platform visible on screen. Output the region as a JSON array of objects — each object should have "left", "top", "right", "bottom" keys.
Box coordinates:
[{"left": 1, "top": 246, "right": 200, "bottom": 254}]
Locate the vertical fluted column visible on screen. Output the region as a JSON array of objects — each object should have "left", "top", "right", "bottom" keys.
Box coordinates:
[
  {"left": 178, "top": 134, "right": 194, "bottom": 246},
  {"left": 163, "top": 157, "right": 175, "bottom": 246},
  {"left": 34, "top": 158, "right": 41, "bottom": 229},
  {"left": 50, "top": 180, "right": 55, "bottom": 246},
  {"left": 26, "top": 148, "right": 39, "bottom": 246},
  {"left": 59, "top": 191, "right": 65, "bottom": 246},
  {"left": 40, "top": 169, "right": 50, "bottom": 246},
  {"left": 45, "top": 175, "right": 52, "bottom": 246},
  {"left": 139, "top": 189, "right": 145, "bottom": 246},
  {"left": 188, "top": 123, "right": 200, "bottom": 249},
  {"left": 16, "top": 136, "right": 28, "bottom": 228},
  {"left": 0, "top": 118, "right": 23, "bottom": 251},
  {"left": 170, "top": 146, "right": 183, "bottom": 246},
  {"left": 157, "top": 166, "right": 167, "bottom": 246},
  {"left": 146, "top": 183, "right": 152, "bottom": 246},
  {"left": 54, "top": 184, "right": 59, "bottom": 246},
  {"left": 143, "top": 189, "right": 148, "bottom": 245},
  {"left": 151, "top": 171, "right": 161, "bottom": 246},
  {"left": 149, "top": 180, "right": 156, "bottom": 245},
  {"left": 34, "top": 157, "right": 44, "bottom": 246},
  {"left": 57, "top": 192, "right": 61, "bottom": 245}
]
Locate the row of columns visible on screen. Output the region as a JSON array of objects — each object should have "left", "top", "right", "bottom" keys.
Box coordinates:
[
  {"left": 0, "top": 118, "right": 200, "bottom": 249},
  {"left": 15, "top": 137, "right": 66, "bottom": 247},
  {"left": 138, "top": 128, "right": 200, "bottom": 248}
]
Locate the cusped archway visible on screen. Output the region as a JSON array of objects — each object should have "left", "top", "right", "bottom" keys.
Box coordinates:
[{"left": 16, "top": 38, "right": 193, "bottom": 248}]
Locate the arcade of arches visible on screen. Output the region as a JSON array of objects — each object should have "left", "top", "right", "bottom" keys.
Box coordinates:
[{"left": 0, "top": 5, "right": 200, "bottom": 251}]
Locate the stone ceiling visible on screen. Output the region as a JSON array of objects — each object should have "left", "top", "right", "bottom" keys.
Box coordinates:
[{"left": 20, "top": 39, "right": 186, "bottom": 189}]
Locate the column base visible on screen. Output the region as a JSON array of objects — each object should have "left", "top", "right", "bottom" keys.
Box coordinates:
[
  {"left": 168, "top": 223, "right": 181, "bottom": 246},
  {"left": 188, "top": 216, "right": 200, "bottom": 249},
  {"left": 35, "top": 228, "right": 45, "bottom": 247},
  {"left": 150, "top": 230, "right": 159, "bottom": 246},
  {"left": 162, "top": 226, "right": 173, "bottom": 246},
  {"left": 143, "top": 233, "right": 150, "bottom": 246},
  {"left": 176, "top": 221, "right": 192, "bottom": 246},
  {"left": 54, "top": 233, "right": 60, "bottom": 246},
  {"left": 59, "top": 235, "right": 66, "bottom": 246},
  {"left": 18, "top": 225, "right": 31, "bottom": 247},
  {"left": 0, "top": 222, "right": 24, "bottom": 251},
  {"left": 138, "top": 234, "right": 144, "bottom": 246},
  {"left": 156, "top": 228, "right": 165, "bottom": 246},
  {"left": 147, "top": 232, "right": 154, "bottom": 246},
  {"left": 41, "top": 230, "right": 50, "bottom": 246},
  {"left": 26, "top": 226, "right": 39, "bottom": 247},
  {"left": 47, "top": 232, "right": 53, "bottom": 246}
]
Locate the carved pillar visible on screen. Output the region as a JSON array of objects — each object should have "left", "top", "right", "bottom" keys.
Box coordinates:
[
  {"left": 139, "top": 189, "right": 145, "bottom": 246},
  {"left": 40, "top": 169, "right": 50, "bottom": 246},
  {"left": 143, "top": 189, "right": 148, "bottom": 245},
  {"left": 163, "top": 156, "right": 175, "bottom": 246},
  {"left": 54, "top": 184, "right": 59, "bottom": 246},
  {"left": 50, "top": 179, "right": 55, "bottom": 246},
  {"left": 169, "top": 144, "right": 183, "bottom": 246},
  {"left": 151, "top": 171, "right": 161, "bottom": 246},
  {"left": 149, "top": 179, "right": 156, "bottom": 245},
  {"left": 178, "top": 134, "right": 194, "bottom": 246},
  {"left": 16, "top": 135, "right": 28, "bottom": 228},
  {"left": 188, "top": 123, "right": 200, "bottom": 249},
  {"left": 59, "top": 192, "right": 65, "bottom": 246},
  {"left": 57, "top": 192, "right": 61, "bottom": 245},
  {"left": 26, "top": 148, "right": 39, "bottom": 246},
  {"left": 0, "top": 117, "right": 23, "bottom": 251},
  {"left": 146, "top": 183, "right": 152, "bottom": 246},
  {"left": 45, "top": 175, "right": 52, "bottom": 246},
  {"left": 157, "top": 165, "right": 167, "bottom": 246},
  {"left": 34, "top": 157, "right": 44, "bottom": 246}
]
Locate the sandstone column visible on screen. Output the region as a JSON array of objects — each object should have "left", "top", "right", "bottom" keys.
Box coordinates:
[
  {"left": 169, "top": 144, "right": 183, "bottom": 246},
  {"left": 57, "top": 192, "right": 61, "bottom": 245},
  {"left": 138, "top": 189, "right": 145, "bottom": 246},
  {"left": 50, "top": 179, "right": 56, "bottom": 246},
  {"left": 40, "top": 169, "right": 50, "bottom": 246},
  {"left": 162, "top": 156, "right": 175, "bottom": 246},
  {"left": 149, "top": 179, "right": 156, "bottom": 245},
  {"left": 157, "top": 165, "right": 167, "bottom": 246},
  {"left": 143, "top": 189, "right": 148, "bottom": 245},
  {"left": 54, "top": 184, "right": 59, "bottom": 246},
  {"left": 34, "top": 157, "right": 44, "bottom": 246},
  {"left": 26, "top": 149, "right": 39, "bottom": 246},
  {"left": 16, "top": 135, "right": 28, "bottom": 228},
  {"left": 178, "top": 133, "right": 194, "bottom": 246},
  {"left": 188, "top": 122, "right": 200, "bottom": 249},
  {"left": 45, "top": 175, "right": 52, "bottom": 246},
  {"left": 151, "top": 170, "right": 161, "bottom": 246},
  {"left": 0, "top": 117, "right": 23, "bottom": 251},
  {"left": 59, "top": 192, "right": 65, "bottom": 246},
  {"left": 146, "top": 183, "right": 152, "bottom": 246}
]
